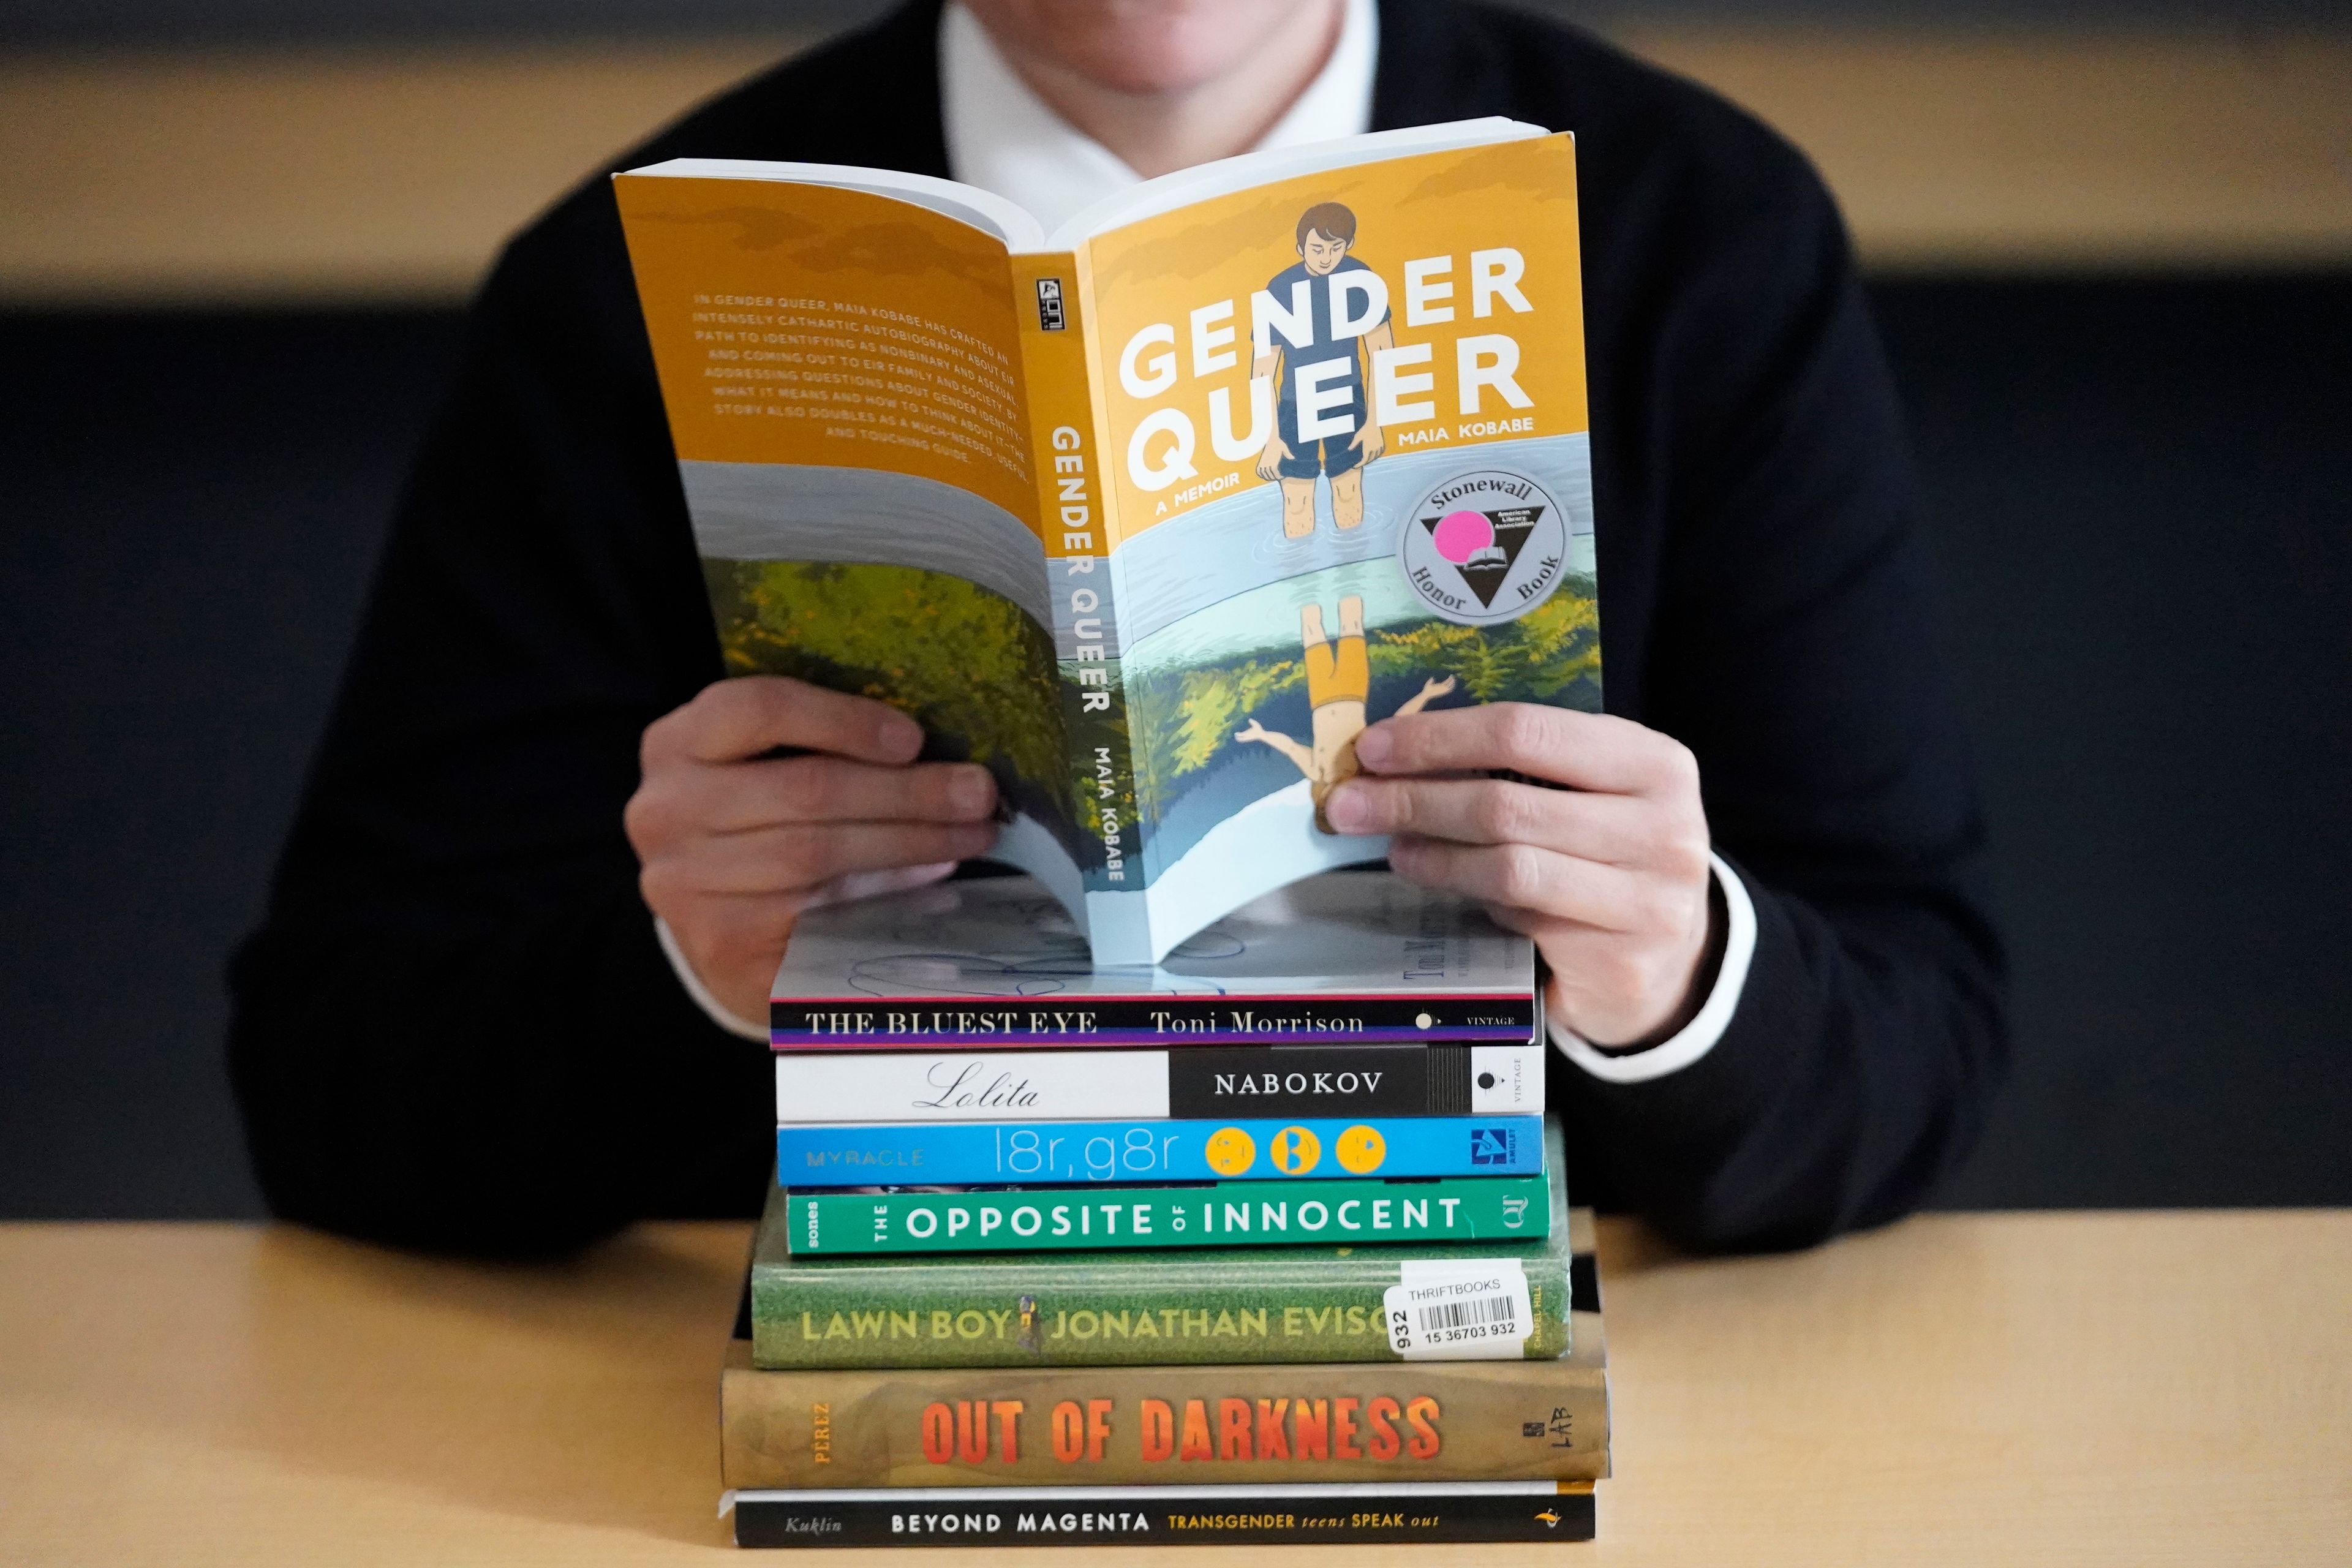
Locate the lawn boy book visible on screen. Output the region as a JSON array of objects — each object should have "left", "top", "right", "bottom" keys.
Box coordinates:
[
  {"left": 783, "top": 1165, "right": 1549, "bottom": 1256},
  {"left": 774, "top": 1041, "right": 1544, "bottom": 1123},
  {"left": 728, "top": 1479, "right": 1596, "bottom": 1548},
  {"left": 777, "top": 1113, "right": 1540, "bottom": 1188},
  {"left": 614, "top": 118, "right": 1600, "bottom": 968},
  {"left": 767, "top": 871, "right": 1537, "bottom": 1046},
  {"left": 722, "top": 1208, "right": 1607, "bottom": 1487},
  {"left": 755, "top": 1120, "right": 1567, "bottom": 1369}
]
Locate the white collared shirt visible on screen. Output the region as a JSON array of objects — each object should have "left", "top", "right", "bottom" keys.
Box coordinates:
[
  {"left": 660, "top": 0, "right": 1757, "bottom": 1085},
  {"left": 939, "top": 0, "right": 1380, "bottom": 236}
]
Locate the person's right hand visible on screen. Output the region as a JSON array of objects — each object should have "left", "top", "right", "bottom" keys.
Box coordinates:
[
  {"left": 625, "top": 676, "right": 1000, "bottom": 1026},
  {"left": 1256, "top": 436, "right": 1291, "bottom": 481}
]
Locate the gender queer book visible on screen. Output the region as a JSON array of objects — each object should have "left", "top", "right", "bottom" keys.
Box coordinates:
[
  {"left": 753, "top": 1120, "right": 1568, "bottom": 1369},
  {"left": 767, "top": 872, "right": 1537, "bottom": 1047},
  {"left": 614, "top": 119, "right": 1600, "bottom": 965}
]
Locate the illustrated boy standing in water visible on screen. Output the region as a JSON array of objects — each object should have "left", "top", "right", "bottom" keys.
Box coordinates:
[
  {"left": 1237, "top": 595, "right": 1455, "bottom": 831},
  {"left": 1254, "top": 202, "right": 1393, "bottom": 538}
]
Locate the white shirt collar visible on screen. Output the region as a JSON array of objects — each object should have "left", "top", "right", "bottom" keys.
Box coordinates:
[{"left": 939, "top": 0, "right": 1379, "bottom": 236}]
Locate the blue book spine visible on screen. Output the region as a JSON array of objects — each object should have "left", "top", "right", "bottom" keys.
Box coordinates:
[{"left": 775, "top": 1115, "right": 1542, "bottom": 1188}]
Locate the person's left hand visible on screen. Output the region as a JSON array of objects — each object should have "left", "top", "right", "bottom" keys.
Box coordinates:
[
  {"left": 1352, "top": 421, "right": 1385, "bottom": 464},
  {"left": 1321, "top": 703, "right": 1717, "bottom": 1047}
]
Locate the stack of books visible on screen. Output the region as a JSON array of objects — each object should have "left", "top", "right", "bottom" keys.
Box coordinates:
[{"left": 719, "top": 872, "right": 1611, "bottom": 1548}]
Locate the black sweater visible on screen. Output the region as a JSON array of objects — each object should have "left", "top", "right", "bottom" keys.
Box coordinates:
[{"left": 228, "top": 0, "right": 2005, "bottom": 1256}]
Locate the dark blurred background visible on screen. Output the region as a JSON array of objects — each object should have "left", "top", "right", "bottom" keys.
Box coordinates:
[{"left": 3, "top": 1, "right": 2348, "bottom": 1218}]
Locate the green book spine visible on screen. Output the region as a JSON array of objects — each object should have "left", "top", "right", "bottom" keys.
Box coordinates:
[
  {"left": 754, "top": 1120, "right": 1569, "bottom": 1369},
  {"left": 786, "top": 1170, "right": 1548, "bottom": 1255},
  {"left": 723, "top": 1208, "right": 1607, "bottom": 1488}
]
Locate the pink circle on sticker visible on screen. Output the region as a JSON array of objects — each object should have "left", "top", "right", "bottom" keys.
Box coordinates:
[{"left": 1432, "top": 509, "right": 1493, "bottom": 564}]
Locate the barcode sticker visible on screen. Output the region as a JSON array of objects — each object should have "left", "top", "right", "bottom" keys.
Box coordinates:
[{"left": 1383, "top": 1259, "right": 1534, "bottom": 1360}]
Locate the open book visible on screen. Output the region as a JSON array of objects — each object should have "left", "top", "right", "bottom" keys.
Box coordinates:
[{"left": 614, "top": 119, "right": 1601, "bottom": 965}]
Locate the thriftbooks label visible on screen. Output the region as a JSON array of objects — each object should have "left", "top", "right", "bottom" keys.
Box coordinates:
[{"left": 1385, "top": 1260, "right": 1534, "bottom": 1360}]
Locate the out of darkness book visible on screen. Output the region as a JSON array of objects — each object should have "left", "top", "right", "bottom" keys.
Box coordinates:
[
  {"left": 722, "top": 1209, "right": 1607, "bottom": 1490},
  {"left": 752, "top": 1120, "right": 1569, "bottom": 1369},
  {"left": 614, "top": 119, "right": 1600, "bottom": 967}
]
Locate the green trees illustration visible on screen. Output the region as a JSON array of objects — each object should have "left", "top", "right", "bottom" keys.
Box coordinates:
[
  {"left": 704, "top": 559, "right": 1069, "bottom": 807},
  {"left": 699, "top": 559, "right": 1602, "bottom": 872},
  {"left": 1129, "top": 582, "right": 1602, "bottom": 822}
]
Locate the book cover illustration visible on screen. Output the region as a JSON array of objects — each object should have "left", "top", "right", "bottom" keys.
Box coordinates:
[
  {"left": 615, "top": 121, "right": 1599, "bottom": 963},
  {"left": 767, "top": 871, "right": 1536, "bottom": 1046}
]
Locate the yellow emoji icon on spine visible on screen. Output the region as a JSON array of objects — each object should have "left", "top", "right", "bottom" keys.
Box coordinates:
[
  {"left": 1336, "top": 1123, "right": 1387, "bottom": 1174},
  {"left": 1268, "top": 1125, "right": 1322, "bottom": 1175},
  {"left": 1203, "top": 1126, "right": 1256, "bottom": 1176}
]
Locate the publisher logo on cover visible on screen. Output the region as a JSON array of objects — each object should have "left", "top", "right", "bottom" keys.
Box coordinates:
[
  {"left": 1469, "top": 1125, "right": 1518, "bottom": 1166},
  {"left": 1397, "top": 469, "right": 1567, "bottom": 626}
]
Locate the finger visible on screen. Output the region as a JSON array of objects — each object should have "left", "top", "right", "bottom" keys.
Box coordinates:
[
  {"left": 649, "top": 820, "right": 998, "bottom": 899},
  {"left": 809, "top": 860, "right": 961, "bottom": 910},
  {"left": 626, "top": 758, "right": 992, "bottom": 852},
  {"left": 1325, "top": 776, "right": 1691, "bottom": 869},
  {"left": 1354, "top": 704, "right": 1697, "bottom": 797},
  {"left": 674, "top": 757, "right": 997, "bottom": 837},
  {"left": 1385, "top": 835, "right": 1659, "bottom": 934},
  {"left": 644, "top": 677, "right": 924, "bottom": 769}
]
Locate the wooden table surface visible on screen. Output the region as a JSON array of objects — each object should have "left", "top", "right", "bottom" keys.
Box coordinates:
[{"left": 1, "top": 1212, "right": 2345, "bottom": 1564}]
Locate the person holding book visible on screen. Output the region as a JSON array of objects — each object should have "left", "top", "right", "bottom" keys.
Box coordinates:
[
  {"left": 1235, "top": 597, "right": 1455, "bottom": 832},
  {"left": 229, "top": 0, "right": 2007, "bottom": 1256}
]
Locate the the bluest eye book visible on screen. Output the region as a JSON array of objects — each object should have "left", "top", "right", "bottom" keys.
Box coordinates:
[{"left": 767, "top": 872, "right": 1539, "bottom": 1047}]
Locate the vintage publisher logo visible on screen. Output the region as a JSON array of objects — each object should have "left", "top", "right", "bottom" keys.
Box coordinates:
[
  {"left": 1397, "top": 469, "right": 1568, "bottom": 626},
  {"left": 1035, "top": 277, "right": 1066, "bottom": 331}
]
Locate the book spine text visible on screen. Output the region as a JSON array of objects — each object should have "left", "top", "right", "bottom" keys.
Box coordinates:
[
  {"left": 720, "top": 1341, "right": 1606, "bottom": 1486},
  {"left": 1014, "top": 251, "right": 1142, "bottom": 894},
  {"left": 751, "top": 1249, "right": 1567, "bottom": 1370},
  {"left": 786, "top": 1169, "right": 1548, "bottom": 1254},
  {"left": 731, "top": 1481, "right": 1595, "bottom": 1547},
  {"left": 777, "top": 1114, "right": 1542, "bottom": 1188},
  {"left": 774, "top": 1042, "right": 1544, "bottom": 1124},
  {"left": 771, "top": 993, "right": 1539, "bottom": 1046}
]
